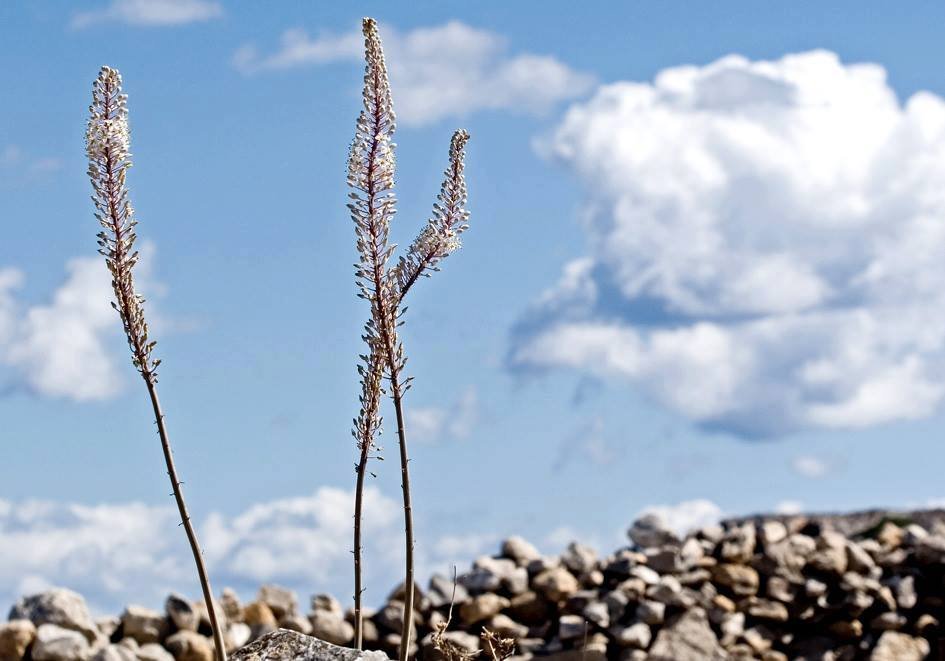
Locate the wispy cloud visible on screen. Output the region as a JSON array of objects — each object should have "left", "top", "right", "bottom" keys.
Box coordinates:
[
  {"left": 0, "top": 145, "right": 63, "bottom": 181},
  {"left": 552, "top": 417, "right": 620, "bottom": 472},
  {"left": 72, "top": 0, "right": 222, "bottom": 29},
  {"left": 511, "top": 50, "right": 945, "bottom": 438},
  {"left": 407, "top": 386, "right": 479, "bottom": 444},
  {"left": 775, "top": 500, "right": 804, "bottom": 515},
  {"left": 792, "top": 455, "right": 830, "bottom": 479},
  {"left": 233, "top": 21, "right": 595, "bottom": 126}
]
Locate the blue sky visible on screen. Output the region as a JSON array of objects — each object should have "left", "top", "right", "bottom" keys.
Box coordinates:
[{"left": 3, "top": 0, "right": 945, "bottom": 614}]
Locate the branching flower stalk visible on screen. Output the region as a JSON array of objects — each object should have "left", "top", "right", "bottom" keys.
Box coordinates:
[
  {"left": 348, "top": 18, "right": 471, "bottom": 658},
  {"left": 86, "top": 66, "right": 227, "bottom": 661}
]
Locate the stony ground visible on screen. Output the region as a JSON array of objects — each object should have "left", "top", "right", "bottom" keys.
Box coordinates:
[{"left": 3, "top": 508, "right": 945, "bottom": 661}]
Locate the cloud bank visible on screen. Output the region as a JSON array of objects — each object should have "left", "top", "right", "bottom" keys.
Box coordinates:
[
  {"left": 233, "top": 21, "right": 594, "bottom": 126},
  {"left": 511, "top": 50, "right": 945, "bottom": 437},
  {"left": 0, "top": 488, "right": 498, "bottom": 615}
]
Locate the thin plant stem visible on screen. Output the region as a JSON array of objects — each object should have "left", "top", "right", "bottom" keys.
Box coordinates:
[
  {"left": 353, "top": 443, "right": 369, "bottom": 649},
  {"left": 389, "top": 370, "right": 414, "bottom": 661},
  {"left": 147, "top": 382, "right": 227, "bottom": 661}
]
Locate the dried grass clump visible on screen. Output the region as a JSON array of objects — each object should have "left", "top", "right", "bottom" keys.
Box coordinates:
[
  {"left": 347, "top": 17, "right": 472, "bottom": 660},
  {"left": 85, "top": 66, "right": 227, "bottom": 661},
  {"left": 430, "top": 570, "right": 514, "bottom": 661}
]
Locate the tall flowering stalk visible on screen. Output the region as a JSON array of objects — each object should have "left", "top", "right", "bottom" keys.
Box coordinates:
[
  {"left": 86, "top": 66, "right": 227, "bottom": 661},
  {"left": 348, "top": 18, "right": 471, "bottom": 658}
]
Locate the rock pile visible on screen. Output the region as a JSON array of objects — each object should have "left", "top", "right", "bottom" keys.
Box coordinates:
[{"left": 4, "top": 509, "right": 945, "bottom": 660}]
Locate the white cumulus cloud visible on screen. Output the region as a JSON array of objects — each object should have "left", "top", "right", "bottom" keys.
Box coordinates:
[
  {"left": 72, "top": 0, "right": 222, "bottom": 28},
  {"left": 637, "top": 499, "right": 724, "bottom": 537},
  {"left": 511, "top": 50, "right": 945, "bottom": 437},
  {"left": 0, "top": 257, "right": 121, "bottom": 400},
  {"left": 0, "top": 248, "right": 167, "bottom": 401},
  {"left": 233, "top": 21, "right": 595, "bottom": 126}
]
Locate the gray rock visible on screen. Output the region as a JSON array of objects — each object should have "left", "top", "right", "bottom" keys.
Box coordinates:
[
  {"left": 279, "top": 614, "right": 313, "bottom": 635},
  {"left": 501, "top": 537, "right": 542, "bottom": 566},
  {"left": 582, "top": 601, "right": 609, "bottom": 629},
  {"left": 120, "top": 606, "right": 167, "bottom": 645},
  {"left": 807, "top": 531, "right": 848, "bottom": 575},
  {"left": 165, "top": 594, "right": 198, "bottom": 632},
  {"left": 742, "top": 625, "right": 775, "bottom": 654},
  {"left": 373, "top": 602, "right": 414, "bottom": 634},
  {"left": 804, "top": 578, "right": 827, "bottom": 598},
  {"left": 32, "top": 623, "right": 90, "bottom": 661},
  {"left": 846, "top": 541, "right": 877, "bottom": 574},
  {"left": 487, "top": 614, "right": 529, "bottom": 640},
  {"left": 636, "top": 600, "right": 665, "bottom": 625},
  {"left": 870, "top": 612, "right": 907, "bottom": 631},
  {"left": 0, "top": 619, "right": 37, "bottom": 660},
  {"left": 760, "top": 521, "right": 787, "bottom": 546},
  {"left": 9, "top": 588, "right": 99, "bottom": 644},
  {"left": 91, "top": 644, "right": 137, "bottom": 661},
  {"left": 310, "top": 595, "right": 343, "bottom": 617},
  {"left": 525, "top": 556, "right": 560, "bottom": 575},
  {"left": 426, "top": 574, "right": 470, "bottom": 609},
  {"left": 226, "top": 623, "right": 252, "bottom": 652},
  {"left": 711, "top": 563, "right": 759, "bottom": 596},
  {"left": 648, "top": 608, "right": 726, "bottom": 661},
  {"left": 889, "top": 574, "right": 917, "bottom": 610},
  {"left": 614, "top": 622, "right": 651, "bottom": 649},
  {"left": 679, "top": 538, "right": 705, "bottom": 569},
  {"left": 532, "top": 567, "right": 579, "bottom": 602},
  {"left": 458, "top": 568, "right": 501, "bottom": 593},
  {"left": 165, "top": 630, "right": 214, "bottom": 661},
  {"left": 504, "top": 567, "right": 530, "bottom": 595},
  {"left": 915, "top": 534, "right": 945, "bottom": 563},
  {"left": 96, "top": 617, "right": 120, "bottom": 640},
  {"left": 221, "top": 589, "right": 242, "bottom": 624},
  {"left": 628, "top": 565, "right": 660, "bottom": 586},
  {"left": 309, "top": 612, "right": 354, "bottom": 647},
  {"left": 194, "top": 600, "right": 227, "bottom": 636},
  {"left": 629, "top": 514, "right": 680, "bottom": 549},
  {"left": 746, "top": 598, "right": 789, "bottom": 622},
  {"left": 765, "top": 576, "right": 795, "bottom": 603},
  {"left": 257, "top": 586, "right": 298, "bottom": 620},
  {"left": 647, "top": 575, "right": 685, "bottom": 606},
  {"left": 138, "top": 643, "right": 175, "bottom": 661},
  {"left": 645, "top": 547, "right": 682, "bottom": 574},
  {"left": 720, "top": 522, "right": 756, "bottom": 563},
  {"left": 869, "top": 631, "right": 930, "bottom": 661},
  {"left": 765, "top": 534, "right": 816, "bottom": 575},
  {"left": 562, "top": 542, "right": 598, "bottom": 574},
  {"left": 557, "top": 614, "right": 586, "bottom": 641},
  {"left": 232, "top": 629, "right": 391, "bottom": 660},
  {"left": 602, "top": 589, "right": 630, "bottom": 619},
  {"left": 719, "top": 612, "right": 744, "bottom": 647},
  {"left": 459, "top": 594, "right": 510, "bottom": 625}
]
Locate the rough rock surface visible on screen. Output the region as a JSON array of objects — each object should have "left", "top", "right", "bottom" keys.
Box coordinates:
[
  {"left": 232, "top": 629, "right": 389, "bottom": 661},
  {"left": 8, "top": 588, "right": 99, "bottom": 643}
]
